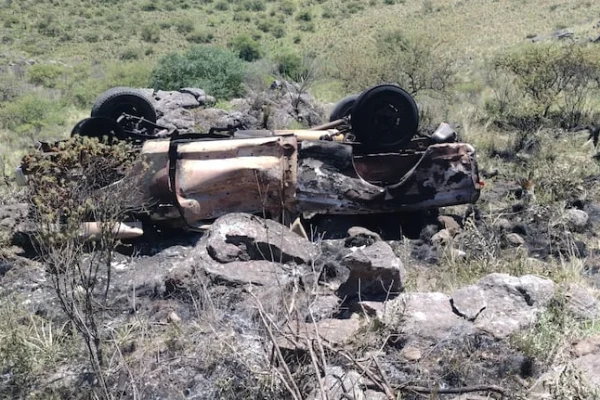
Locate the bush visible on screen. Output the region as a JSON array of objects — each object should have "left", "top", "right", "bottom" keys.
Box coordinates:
[
  {"left": 150, "top": 45, "right": 246, "bottom": 99},
  {"left": 0, "top": 93, "right": 65, "bottom": 136},
  {"left": 229, "top": 34, "right": 262, "bottom": 61},
  {"left": 491, "top": 43, "right": 600, "bottom": 127},
  {"left": 27, "top": 64, "right": 66, "bottom": 88},
  {"left": 273, "top": 49, "right": 319, "bottom": 83},
  {"left": 186, "top": 30, "right": 214, "bottom": 43},
  {"left": 296, "top": 10, "right": 312, "bottom": 21},
  {"left": 141, "top": 24, "right": 160, "bottom": 43},
  {"left": 279, "top": 0, "right": 296, "bottom": 15},
  {"left": 332, "top": 29, "right": 455, "bottom": 95}
]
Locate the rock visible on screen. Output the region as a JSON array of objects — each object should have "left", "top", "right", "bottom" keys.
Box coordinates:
[
  {"left": 572, "top": 335, "right": 600, "bottom": 358},
  {"left": 431, "top": 228, "right": 452, "bottom": 246},
  {"left": 167, "top": 311, "right": 182, "bottom": 324},
  {"left": 364, "top": 390, "right": 387, "bottom": 400},
  {"left": 564, "top": 283, "right": 600, "bottom": 320},
  {"left": 504, "top": 232, "right": 525, "bottom": 247},
  {"left": 279, "top": 316, "right": 363, "bottom": 351},
  {"left": 453, "top": 273, "right": 555, "bottom": 339},
  {"left": 345, "top": 226, "right": 382, "bottom": 247},
  {"left": 305, "top": 294, "right": 341, "bottom": 322},
  {"left": 400, "top": 345, "right": 422, "bottom": 361},
  {"left": 437, "top": 215, "right": 461, "bottom": 235},
  {"left": 382, "top": 292, "right": 471, "bottom": 344},
  {"left": 563, "top": 209, "right": 589, "bottom": 232},
  {"left": 552, "top": 29, "right": 574, "bottom": 40},
  {"left": 202, "top": 260, "right": 293, "bottom": 287},
  {"left": 205, "top": 213, "right": 315, "bottom": 265},
  {"left": 573, "top": 353, "right": 600, "bottom": 388},
  {"left": 337, "top": 241, "right": 405, "bottom": 299},
  {"left": 307, "top": 367, "right": 365, "bottom": 400},
  {"left": 179, "top": 87, "right": 213, "bottom": 105}
]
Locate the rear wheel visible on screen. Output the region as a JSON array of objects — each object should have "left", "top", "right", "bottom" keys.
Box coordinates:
[
  {"left": 329, "top": 94, "right": 358, "bottom": 122},
  {"left": 71, "top": 117, "right": 125, "bottom": 143},
  {"left": 351, "top": 84, "right": 419, "bottom": 150},
  {"left": 92, "top": 87, "right": 156, "bottom": 122}
]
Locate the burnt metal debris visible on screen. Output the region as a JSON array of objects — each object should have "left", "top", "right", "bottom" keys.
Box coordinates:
[{"left": 16, "top": 84, "right": 483, "bottom": 237}]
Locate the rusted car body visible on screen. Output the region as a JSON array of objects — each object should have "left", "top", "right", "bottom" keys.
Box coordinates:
[
  {"left": 137, "top": 129, "right": 481, "bottom": 229},
  {"left": 16, "top": 84, "right": 483, "bottom": 236}
]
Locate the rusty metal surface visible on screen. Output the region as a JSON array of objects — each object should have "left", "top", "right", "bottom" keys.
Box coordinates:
[
  {"left": 295, "top": 142, "right": 480, "bottom": 215},
  {"left": 140, "top": 135, "right": 299, "bottom": 224},
  {"left": 138, "top": 135, "right": 480, "bottom": 227}
]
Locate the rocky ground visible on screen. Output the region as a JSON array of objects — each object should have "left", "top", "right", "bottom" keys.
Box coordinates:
[{"left": 2, "top": 88, "right": 600, "bottom": 399}]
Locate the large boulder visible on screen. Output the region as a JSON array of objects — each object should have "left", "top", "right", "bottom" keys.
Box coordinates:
[{"left": 205, "top": 213, "right": 316, "bottom": 265}]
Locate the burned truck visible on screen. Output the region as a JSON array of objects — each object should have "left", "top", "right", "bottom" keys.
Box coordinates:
[{"left": 17, "top": 84, "right": 482, "bottom": 237}]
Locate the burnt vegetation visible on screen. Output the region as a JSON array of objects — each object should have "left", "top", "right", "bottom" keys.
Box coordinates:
[{"left": 2, "top": 0, "right": 600, "bottom": 399}]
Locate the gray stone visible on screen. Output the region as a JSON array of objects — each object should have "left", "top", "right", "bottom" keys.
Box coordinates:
[
  {"left": 338, "top": 241, "right": 405, "bottom": 298},
  {"left": 365, "top": 390, "right": 388, "bottom": 400},
  {"left": 206, "top": 213, "right": 315, "bottom": 265},
  {"left": 466, "top": 273, "right": 555, "bottom": 338},
  {"left": 564, "top": 209, "right": 589, "bottom": 232},
  {"left": 431, "top": 228, "right": 452, "bottom": 246},
  {"left": 345, "top": 226, "right": 382, "bottom": 247},
  {"left": 382, "top": 292, "right": 471, "bottom": 343},
  {"left": 203, "top": 260, "right": 292, "bottom": 286},
  {"left": 564, "top": 283, "right": 600, "bottom": 320},
  {"left": 494, "top": 218, "right": 512, "bottom": 231},
  {"left": 279, "top": 316, "right": 363, "bottom": 351},
  {"left": 437, "top": 215, "right": 461, "bottom": 235},
  {"left": 307, "top": 367, "right": 365, "bottom": 400},
  {"left": 505, "top": 232, "right": 525, "bottom": 247}
]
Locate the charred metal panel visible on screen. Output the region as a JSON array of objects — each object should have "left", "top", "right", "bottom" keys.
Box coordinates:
[
  {"left": 296, "top": 142, "right": 480, "bottom": 215},
  {"left": 139, "top": 136, "right": 298, "bottom": 223}
]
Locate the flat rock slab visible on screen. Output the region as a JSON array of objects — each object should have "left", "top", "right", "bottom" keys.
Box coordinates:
[
  {"left": 203, "top": 260, "right": 292, "bottom": 287},
  {"left": 206, "top": 213, "right": 315, "bottom": 265},
  {"left": 451, "top": 273, "right": 555, "bottom": 339},
  {"left": 382, "top": 292, "right": 471, "bottom": 344},
  {"left": 278, "top": 316, "right": 363, "bottom": 350}
]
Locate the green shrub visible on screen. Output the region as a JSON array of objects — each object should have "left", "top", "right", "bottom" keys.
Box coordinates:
[
  {"left": 229, "top": 34, "right": 262, "bottom": 61},
  {"left": 186, "top": 30, "right": 214, "bottom": 43},
  {"left": 141, "top": 24, "right": 160, "bottom": 43},
  {"left": 119, "top": 47, "right": 141, "bottom": 60},
  {"left": 243, "top": 0, "right": 265, "bottom": 11},
  {"left": 273, "top": 49, "right": 318, "bottom": 83},
  {"left": 0, "top": 93, "right": 65, "bottom": 135},
  {"left": 296, "top": 10, "right": 312, "bottom": 21},
  {"left": 279, "top": 0, "right": 296, "bottom": 15},
  {"left": 150, "top": 45, "right": 246, "bottom": 99},
  {"left": 27, "top": 64, "right": 66, "bottom": 88},
  {"left": 175, "top": 19, "right": 195, "bottom": 34},
  {"left": 214, "top": 0, "right": 229, "bottom": 10},
  {"left": 492, "top": 43, "right": 600, "bottom": 126},
  {"left": 271, "top": 24, "right": 285, "bottom": 38}
]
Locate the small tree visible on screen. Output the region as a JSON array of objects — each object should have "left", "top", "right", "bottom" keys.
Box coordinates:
[
  {"left": 150, "top": 45, "right": 246, "bottom": 99},
  {"left": 23, "top": 137, "right": 145, "bottom": 399},
  {"left": 492, "top": 43, "right": 600, "bottom": 126},
  {"left": 229, "top": 34, "right": 262, "bottom": 62}
]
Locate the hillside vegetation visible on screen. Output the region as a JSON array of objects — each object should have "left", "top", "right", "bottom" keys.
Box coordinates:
[
  {"left": 1, "top": 0, "right": 600, "bottom": 171},
  {"left": 3, "top": 2, "right": 600, "bottom": 398}
]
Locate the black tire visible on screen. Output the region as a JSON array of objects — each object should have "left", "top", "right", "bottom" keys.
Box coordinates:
[
  {"left": 350, "top": 84, "right": 419, "bottom": 150},
  {"left": 71, "top": 117, "right": 125, "bottom": 143},
  {"left": 91, "top": 87, "right": 157, "bottom": 124},
  {"left": 329, "top": 94, "right": 358, "bottom": 122}
]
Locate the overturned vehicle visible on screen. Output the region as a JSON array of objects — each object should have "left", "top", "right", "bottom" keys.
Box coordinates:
[{"left": 18, "top": 84, "right": 483, "bottom": 237}]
